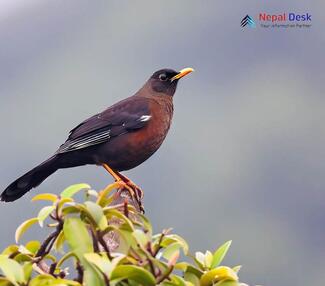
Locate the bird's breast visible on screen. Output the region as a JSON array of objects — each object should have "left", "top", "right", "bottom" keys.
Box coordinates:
[
  {"left": 124, "top": 100, "right": 173, "bottom": 164},
  {"left": 100, "top": 98, "right": 174, "bottom": 171}
]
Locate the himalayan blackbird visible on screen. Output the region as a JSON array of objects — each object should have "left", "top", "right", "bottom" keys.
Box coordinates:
[{"left": 1, "top": 67, "right": 194, "bottom": 207}]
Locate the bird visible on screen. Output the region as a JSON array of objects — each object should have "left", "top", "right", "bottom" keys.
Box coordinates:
[{"left": 1, "top": 67, "right": 194, "bottom": 208}]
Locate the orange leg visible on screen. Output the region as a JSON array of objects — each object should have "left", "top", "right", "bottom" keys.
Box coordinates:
[
  {"left": 115, "top": 171, "right": 144, "bottom": 199},
  {"left": 102, "top": 163, "right": 122, "bottom": 182},
  {"left": 102, "top": 164, "right": 144, "bottom": 212}
]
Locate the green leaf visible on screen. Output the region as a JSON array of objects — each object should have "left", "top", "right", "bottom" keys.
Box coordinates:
[
  {"left": 43, "top": 254, "right": 56, "bottom": 263},
  {"left": 29, "top": 275, "right": 82, "bottom": 286},
  {"left": 53, "top": 231, "right": 65, "bottom": 253},
  {"left": 61, "top": 204, "right": 80, "bottom": 216},
  {"left": 29, "top": 275, "right": 54, "bottom": 286},
  {"left": 17, "top": 246, "right": 31, "bottom": 257},
  {"left": 161, "top": 234, "right": 189, "bottom": 255},
  {"left": 57, "top": 197, "right": 74, "bottom": 214},
  {"left": 0, "top": 255, "right": 25, "bottom": 285},
  {"left": 87, "top": 189, "right": 98, "bottom": 198},
  {"left": 162, "top": 242, "right": 182, "bottom": 261},
  {"left": 85, "top": 253, "right": 125, "bottom": 278},
  {"left": 215, "top": 281, "right": 240, "bottom": 286},
  {"left": 0, "top": 277, "right": 13, "bottom": 286},
  {"left": 15, "top": 218, "right": 38, "bottom": 243},
  {"left": 63, "top": 217, "right": 93, "bottom": 257},
  {"left": 12, "top": 253, "right": 33, "bottom": 263},
  {"left": 168, "top": 250, "right": 180, "bottom": 266},
  {"left": 138, "top": 214, "right": 153, "bottom": 238},
  {"left": 22, "top": 262, "right": 33, "bottom": 282},
  {"left": 31, "top": 193, "right": 58, "bottom": 203},
  {"left": 175, "top": 262, "right": 203, "bottom": 277},
  {"left": 195, "top": 252, "right": 206, "bottom": 267},
  {"left": 211, "top": 240, "right": 232, "bottom": 268},
  {"left": 204, "top": 251, "right": 213, "bottom": 268},
  {"left": 97, "top": 182, "right": 122, "bottom": 206},
  {"left": 232, "top": 265, "right": 241, "bottom": 273},
  {"left": 111, "top": 227, "right": 134, "bottom": 254},
  {"left": 132, "top": 229, "right": 148, "bottom": 248},
  {"left": 60, "top": 183, "right": 91, "bottom": 198},
  {"left": 63, "top": 217, "right": 104, "bottom": 286},
  {"left": 200, "top": 266, "right": 238, "bottom": 286},
  {"left": 163, "top": 274, "right": 188, "bottom": 286},
  {"left": 1, "top": 245, "right": 19, "bottom": 256},
  {"left": 37, "top": 206, "right": 55, "bottom": 227},
  {"left": 111, "top": 265, "right": 156, "bottom": 285},
  {"left": 62, "top": 204, "right": 97, "bottom": 226},
  {"left": 56, "top": 252, "right": 76, "bottom": 268},
  {"left": 84, "top": 253, "right": 112, "bottom": 274},
  {"left": 104, "top": 208, "right": 134, "bottom": 231},
  {"left": 84, "top": 201, "right": 107, "bottom": 230},
  {"left": 184, "top": 271, "right": 200, "bottom": 286},
  {"left": 25, "top": 241, "right": 40, "bottom": 254}
]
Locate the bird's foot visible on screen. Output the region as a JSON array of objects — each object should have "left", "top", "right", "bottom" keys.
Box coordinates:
[
  {"left": 101, "top": 164, "right": 144, "bottom": 212},
  {"left": 116, "top": 180, "right": 144, "bottom": 213},
  {"left": 122, "top": 179, "right": 144, "bottom": 200}
]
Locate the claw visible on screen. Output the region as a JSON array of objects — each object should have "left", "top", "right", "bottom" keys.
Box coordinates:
[
  {"left": 102, "top": 164, "right": 144, "bottom": 213},
  {"left": 116, "top": 180, "right": 144, "bottom": 213}
]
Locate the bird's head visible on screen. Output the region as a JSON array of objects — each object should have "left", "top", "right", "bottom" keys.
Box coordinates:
[{"left": 147, "top": 67, "right": 194, "bottom": 96}]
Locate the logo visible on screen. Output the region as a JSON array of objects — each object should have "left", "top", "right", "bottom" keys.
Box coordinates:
[
  {"left": 241, "top": 13, "right": 312, "bottom": 29},
  {"left": 259, "top": 12, "right": 311, "bottom": 22},
  {"left": 241, "top": 15, "right": 256, "bottom": 28}
]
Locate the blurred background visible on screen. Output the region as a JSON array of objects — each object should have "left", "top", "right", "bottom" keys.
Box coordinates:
[{"left": 0, "top": 1, "right": 324, "bottom": 285}]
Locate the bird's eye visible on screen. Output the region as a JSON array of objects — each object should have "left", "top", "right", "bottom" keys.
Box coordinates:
[{"left": 159, "top": 74, "right": 167, "bottom": 81}]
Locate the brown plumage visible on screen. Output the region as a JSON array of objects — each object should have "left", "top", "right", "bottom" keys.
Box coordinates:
[{"left": 1, "top": 67, "right": 193, "bottom": 205}]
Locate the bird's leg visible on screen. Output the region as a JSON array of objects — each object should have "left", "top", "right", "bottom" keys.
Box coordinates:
[
  {"left": 102, "top": 163, "right": 122, "bottom": 182},
  {"left": 115, "top": 171, "right": 144, "bottom": 213},
  {"left": 115, "top": 171, "right": 144, "bottom": 200},
  {"left": 102, "top": 164, "right": 144, "bottom": 212}
]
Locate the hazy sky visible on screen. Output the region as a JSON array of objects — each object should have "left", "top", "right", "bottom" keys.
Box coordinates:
[{"left": 0, "top": 1, "right": 324, "bottom": 285}]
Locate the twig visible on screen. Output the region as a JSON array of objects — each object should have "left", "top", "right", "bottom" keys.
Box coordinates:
[
  {"left": 75, "top": 261, "right": 84, "bottom": 283},
  {"left": 97, "top": 230, "right": 112, "bottom": 260},
  {"left": 90, "top": 227, "right": 100, "bottom": 253},
  {"left": 35, "top": 222, "right": 63, "bottom": 259},
  {"left": 123, "top": 199, "right": 129, "bottom": 218},
  {"left": 156, "top": 265, "right": 174, "bottom": 284},
  {"left": 49, "top": 262, "right": 57, "bottom": 275},
  {"left": 153, "top": 230, "right": 167, "bottom": 257},
  {"left": 145, "top": 253, "right": 156, "bottom": 277},
  {"left": 103, "top": 272, "right": 110, "bottom": 286}
]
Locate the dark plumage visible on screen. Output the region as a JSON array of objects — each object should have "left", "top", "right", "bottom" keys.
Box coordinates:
[{"left": 1, "top": 67, "right": 193, "bottom": 203}]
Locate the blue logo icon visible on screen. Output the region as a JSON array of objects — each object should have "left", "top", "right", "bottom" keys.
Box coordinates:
[{"left": 241, "top": 15, "right": 256, "bottom": 28}]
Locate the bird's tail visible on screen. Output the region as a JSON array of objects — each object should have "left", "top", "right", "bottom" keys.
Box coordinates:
[{"left": 1, "top": 155, "right": 59, "bottom": 202}]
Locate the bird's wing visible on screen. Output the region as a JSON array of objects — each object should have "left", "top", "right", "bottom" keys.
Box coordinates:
[{"left": 56, "top": 96, "right": 151, "bottom": 153}]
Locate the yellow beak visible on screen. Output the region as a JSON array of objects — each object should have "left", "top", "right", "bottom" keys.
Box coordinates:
[{"left": 171, "top": 67, "right": 194, "bottom": 81}]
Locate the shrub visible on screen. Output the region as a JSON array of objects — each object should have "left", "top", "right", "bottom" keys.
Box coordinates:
[{"left": 0, "top": 182, "right": 249, "bottom": 286}]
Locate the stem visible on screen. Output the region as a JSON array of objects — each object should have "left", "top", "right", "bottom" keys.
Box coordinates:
[
  {"left": 75, "top": 262, "right": 84, "bottom": 283},
  {"left": 153, "top": 231, "right": 166, "bottom": 257},
  {"left": 145, "top": 255, "right": 156, "bottom": 277},
  {"left": 49, "top": 262, "right": 57, "bottom": 275},
  {"left": 103, "top": 272, "right": 110, "bottom": 286},
  {"left": 35, "top": 222, "right": 63, "bottom": 259},
  {"left": 90, "top": 227, "right": 100, "bottom": 253},
  {"left": 156, "top": 265, "right": 174, "bottom": 284},
  {"left": 97, "top": 230, "right": 112, "bottom": 260},
  {"left": 123, "top": 199, "right": 129, "bottom": 218}
]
